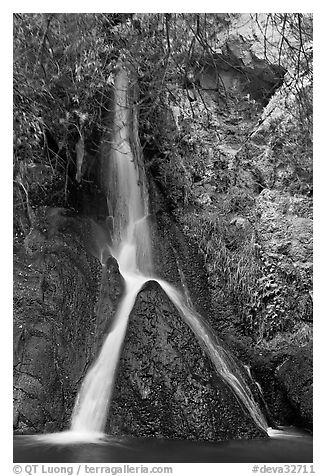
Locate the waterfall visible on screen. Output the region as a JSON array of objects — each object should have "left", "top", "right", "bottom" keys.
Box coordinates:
[
  {"left": 70, "top": 68, "right": 268, "bottom": 436},
  {"left": 71, "top": 269, "right": 147, "bottom": 433},
  {"left": 71, "top": 69, "right": 152, "bottom": 433},
  {"left": 105, "top": 69, "right": 152, "bottom": 275}
]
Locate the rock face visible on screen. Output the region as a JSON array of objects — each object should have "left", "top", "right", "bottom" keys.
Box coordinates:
[
  {"left": 213, "top": 189, "right": 313, "bottom": 429},
  {"left": 190, "top": 13, "right": 286, "bottom": 109},
  {"left": 108, "top": 281, "right": 266, "bottom": 441},
  {"left": 250, "top": 337, "right": 313, "bottom": 431},
  {"left": 150, "top": 207, "right": 215, "bottom": 324},
  {"left": 276, "top": 344, "right": 313, "bottom": 429},
  {"left": 13, "top": 208, "right": 101, "bottom": 434},
  {"left": 94, "top": 256, "right": 125, "bottom": 353},
  {"left": 256, "top": 189, "right": 313, "bottom": 328}
]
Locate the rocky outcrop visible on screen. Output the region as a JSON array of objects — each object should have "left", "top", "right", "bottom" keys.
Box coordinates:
[
  {"left": 108, "top": 281, "right": 266, "bottom": 441},
  {"left": 276, "top": 343, "right": 313, "bottom": 429},
  {"left": 250, "top": 337, "right": 313, "bottom": 431},
  {"left": 184, "top": 14, "right": 286, "bottom": 109},
  {"left": 13, "top": 208, "right": 102, "bottom": 434}
]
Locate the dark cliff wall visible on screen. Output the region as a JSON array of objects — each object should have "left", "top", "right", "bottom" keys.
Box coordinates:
[{"left": 13, "top": 209, "right": 101, "bottom": 434}]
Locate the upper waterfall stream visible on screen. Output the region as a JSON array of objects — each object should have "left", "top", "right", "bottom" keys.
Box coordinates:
[{"left": 70, "top": 68, "right": 269, "bottom": 437}]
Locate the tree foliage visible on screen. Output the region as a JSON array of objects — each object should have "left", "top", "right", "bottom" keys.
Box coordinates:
[
  {"left": 13, "top": 13, "right": 128, "bottom": 235},
  {"left": 14, "top": 13, "right": 312, "bottom": 202},
  {"left": 14, "top": 14, "right": 119, "bottom": 165}
]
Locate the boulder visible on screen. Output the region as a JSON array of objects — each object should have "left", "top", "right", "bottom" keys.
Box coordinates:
[{"left": 108, "top": 281, "right": 266, "bottom": 441}]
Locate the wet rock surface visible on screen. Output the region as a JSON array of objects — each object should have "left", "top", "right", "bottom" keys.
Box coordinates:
[
  {"left": 94, "top": 257, "right": 125, "bottom": 353},
  {"left": 251, "top": 351, "right": 303, "bottom": 429},
  {"left": 108, "top": 281, "right": 266, "bottom": 441},
  {"left": 13, "top": 208, "right": 101, "bottom": 434},
  {"left": 276, "top": 344, "right": 313, "bottom": 429},
  {"left": 248, "top": 331, "right": 313, "bottom": 431}
]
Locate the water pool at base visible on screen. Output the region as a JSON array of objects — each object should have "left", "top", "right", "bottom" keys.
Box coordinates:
[{"left": 14, "top": 427, "right": 312, "bottom": 463}]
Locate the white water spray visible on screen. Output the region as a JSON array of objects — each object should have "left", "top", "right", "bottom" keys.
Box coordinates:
[{"left": 70, "top": 68, "right": 268, "bottom": 437}]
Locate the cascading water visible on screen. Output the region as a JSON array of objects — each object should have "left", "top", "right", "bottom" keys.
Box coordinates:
[
  {"left": 70, "top": 69, "right": 152, "bottom": 434},
  {"left": 70, "top": 68, "right": 269, "bottom": 437}
]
